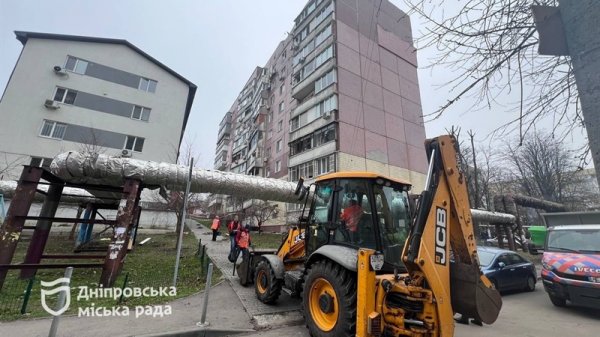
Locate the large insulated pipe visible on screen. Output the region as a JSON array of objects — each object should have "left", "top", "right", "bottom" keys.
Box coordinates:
[
  {"left": 0, "top": 180, "right": 99, "bottom": 204},
  {"left": 470, "top": 209, "right": 516, "bottom": 224},
  {"left": 50, "top": 152, "right": 307, "bottom": 204}
]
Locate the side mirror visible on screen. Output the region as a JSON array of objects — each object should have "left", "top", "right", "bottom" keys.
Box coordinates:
[{"left": 498, "top": 262, "right": 506, "bottom": 269}]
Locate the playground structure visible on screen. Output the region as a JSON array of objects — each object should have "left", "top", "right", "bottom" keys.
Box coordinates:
[
  {"left": 0, "top": 151, "right": 532, "bottom": 289},
  {"left": 0, "top": 151, "right": 308, "bottom": 289}
]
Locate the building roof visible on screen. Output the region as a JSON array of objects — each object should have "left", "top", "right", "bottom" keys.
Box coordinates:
[{"left": 14, "top": 31, "right": 197, "bottom": 151}]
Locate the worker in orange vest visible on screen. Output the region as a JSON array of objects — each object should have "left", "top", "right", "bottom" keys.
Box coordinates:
[
  {"left": 235, "top": 224, "right": 251, "bottom": 259},
  {"left": 211, "top": 215, "right": 221, "bottom": 241}
]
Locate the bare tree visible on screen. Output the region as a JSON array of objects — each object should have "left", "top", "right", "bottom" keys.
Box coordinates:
[
  {"left": 0, "top": 152, "right": 26, "bottom": 180},
  {"left": 450, "top": 127, "right": 503, "bottom": 210},
  {"left": 77, "top": 129, "right": 107, "bottom": 158},
  {"left": 152, "top": 136, "right": 203, "bottom": 244},
  {"left": 244, "top": 200, "right": 278, "bottom": 234},
  {"left": 404, "top": 0, "right": 598, "bottom": 187},
  {"left": 503, "top": 131, "right": 592, "bottom": 209}
]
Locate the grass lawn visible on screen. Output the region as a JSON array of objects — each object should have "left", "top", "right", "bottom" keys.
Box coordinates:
[
  {"left": 196, "top": 219, "right": 284, "bottom": 250},
  {"left": 250, "top": 233, "right": 284, "bottom": 250},
  {"left": 0, "top": 227, "right": 221, "bottom": 321}
]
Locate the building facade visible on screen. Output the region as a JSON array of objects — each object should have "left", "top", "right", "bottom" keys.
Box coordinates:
[
  {"left": 211, "top": 0, "right": 427, "bottom": 229},
  {"left": 0, "top": 31, "right": 196, "bottom": 180}
]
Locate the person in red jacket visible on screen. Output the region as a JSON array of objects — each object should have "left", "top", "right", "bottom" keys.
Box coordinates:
[
  {"left": 210, "top": 215, "right": 221, "bottom": 241},
  {"left": 227, "top": 215, "right": 240, "bottom": 253},
  {"left": 235, "top": 224, "right": 251, "bottom": 259}
]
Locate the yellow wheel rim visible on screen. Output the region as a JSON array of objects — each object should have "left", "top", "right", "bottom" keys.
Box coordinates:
[
  {"left": 256, "top": 269, "right": 267, "bottom": 294},
  {"left": 309, "top": 278, "right": 338, "bottom": 332}
]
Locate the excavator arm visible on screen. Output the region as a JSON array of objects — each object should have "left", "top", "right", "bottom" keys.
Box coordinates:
[{"left": 402, "top": 135, "right": 502, "bottom": 334}]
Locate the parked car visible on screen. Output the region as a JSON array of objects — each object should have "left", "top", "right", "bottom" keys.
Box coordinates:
[
  {"left": 478, "top": 246, "right": 537, "bottom": 292},
  {"left": 541, "top": 218, "right": 600, "bottom": 309}
]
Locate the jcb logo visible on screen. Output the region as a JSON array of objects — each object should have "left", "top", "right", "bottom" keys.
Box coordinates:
[{"left": 435, "top": 207, "right": 447, "bottom": 265}]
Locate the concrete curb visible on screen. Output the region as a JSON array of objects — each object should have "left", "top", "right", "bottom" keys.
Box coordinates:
[
  {"left": 132, "top": 327, "right": 255, "bottom": 337},
  {"left": 252, "top": 310, "right": 304, "bottom": 330}
]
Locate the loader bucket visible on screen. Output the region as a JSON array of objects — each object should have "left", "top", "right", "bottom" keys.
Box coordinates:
[{"left": 450, "top": 262, "right": 502, "bottom": 324}]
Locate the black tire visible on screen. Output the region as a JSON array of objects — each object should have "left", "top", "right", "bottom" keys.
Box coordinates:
[
  {"left": 254, "top": 260, "right": 282, "bottom": 304},
  {"left": 549, "top": 294, "right": 567, "bottom": 307},
  {"left": 303, "top": 260, "right": 356, "bottom": 337},
  {"left": 525, "top": 275, "right": 536, "bottom": 292}
]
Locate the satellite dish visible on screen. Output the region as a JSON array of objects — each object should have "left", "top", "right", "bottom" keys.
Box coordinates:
[{"left": 53, "top": 66, "right": 62, "bottom": 72}]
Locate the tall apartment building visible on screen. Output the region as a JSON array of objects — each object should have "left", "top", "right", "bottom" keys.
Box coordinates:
[
  {"left": 211, "top": 0, "right": 427, "bottom": 228},
  {"left": 0, "top": 31, "right": 196, "bottom": 180}
]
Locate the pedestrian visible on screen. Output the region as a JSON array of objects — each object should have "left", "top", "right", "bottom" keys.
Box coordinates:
[
  {"left": 235, "top": 224, "right": 251, "bottom": 260},
  {"left": 227, "top": 215, "right": 240, "bottom": 254},
  {"left": 211, "top": 215, "right": 221, "bottom": 241}
]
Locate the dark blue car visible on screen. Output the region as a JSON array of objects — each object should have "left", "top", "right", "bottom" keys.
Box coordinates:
[{"left": 478, "top": 246, "right": 537, "bottom": 292}]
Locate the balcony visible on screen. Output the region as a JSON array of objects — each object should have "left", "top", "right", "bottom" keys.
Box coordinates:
[
  {"left": 292, "top": 58, "right": 335, "bottom": 101},
  {"left": 217, "top": 125, "right": 231, "bottom": 142}
]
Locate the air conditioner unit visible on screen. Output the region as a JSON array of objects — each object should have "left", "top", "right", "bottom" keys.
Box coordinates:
[
  {"left": 44, "top": 99, "right": 60, "bottom": 109},
  {"left": 323, "top": 111, "right": 332, "bottom": 119},
  {"left": 263, "top": 157, "right": 269, "bottom": 163},
  {"left": 121, "top": 149, "right": 132, "bottom": 158},
  {"left": 53, "top": 66, "right": 67, "bottom": 76}
]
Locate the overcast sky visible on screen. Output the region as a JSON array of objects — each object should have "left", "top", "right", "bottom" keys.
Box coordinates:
[{"left": 0, "top": 0, "right": 588, "bottom": 169}]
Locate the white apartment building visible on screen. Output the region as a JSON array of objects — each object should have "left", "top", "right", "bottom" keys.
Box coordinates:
[{"left": 0, "top": 31, "right": 196, "bottom": 180}]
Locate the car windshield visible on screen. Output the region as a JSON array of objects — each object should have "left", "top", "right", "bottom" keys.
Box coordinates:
[
  {"left": 478, "top": 250, "right": 496, "bottom": 267},
  {"left": 546, "top": 228, "right": 600, "bottom": 253}
]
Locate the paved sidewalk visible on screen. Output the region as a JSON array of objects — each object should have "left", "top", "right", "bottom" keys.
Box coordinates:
[
  {"left": 187, "top": 221, "right": 302, "bottom": 326},
  {"left": 0, "top": 281, "right": 253, "bottom": 337}
]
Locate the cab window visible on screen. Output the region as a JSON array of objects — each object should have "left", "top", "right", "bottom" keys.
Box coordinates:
[{"left": 333, "top": 179, "right": 376, "bottom": 248}]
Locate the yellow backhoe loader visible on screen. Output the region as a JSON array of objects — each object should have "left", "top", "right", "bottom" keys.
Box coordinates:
[{"left": 237, "top": 135, "right": 502, "bottom": 336}]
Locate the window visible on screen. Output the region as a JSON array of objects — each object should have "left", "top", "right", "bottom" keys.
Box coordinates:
[
  {"left": 317, "top": 95, "right": 337, "bottom": 115},
  {"left": 290, "top": 134, "right": 313, "bottom": 156},
  {"left": 279, "top": 101, "right": 285, "bottom": 113},
  {"left": 266, "top": 168, "right": 271, "bottom": 177},
  {"left": 278, "top": 120, "right": 283, "bottom": 132},
  {"left": 312, "top": 1, "right": 334, "bottom": 28},
  {"left": 276, "top": 139, "right": 283, "bottom": 152},
  {"left": 131, "top": 106, "right": 151, "bottom": 121},
  {"left": 268, "top": 129, "right": 273, "bottom": 139},
  {"left": 314, "top": 45, "right": 333, "bottom": 69},
  {"left": 293, "top": 40, "right": 315, "bottom": 66},
  {"left": 289, "top": 125, "right": 335, "bottom": 156},
  {"left": 275, "top": 160, "right": 281, "bottom": 173},
  {"left": 65, "top": 56, "right": 88, "bottom": 74},
  {"left": 290, "top": 95, "right": 337, "bottom": 131},
  {"left": 53, "top": 87, "right": 78, "bottom": 104},
  {"left": 315, "top": 69, "right": 336, "bottom": 93},
  {"left": 314, "top": 124, "right": 336, "bottom": 146},
  {"left": 279, "top": 84, "right": 285, "bottom": 95},
  {"left": 124, "top": 136, "right": 145, "bottom": 152},
  {"left": 315, "top": 24, "right": 332, "bottom": 46},
  {"left": 40, "top": 120, "right": 67, "bottom": 140},
  {"left": 139, "top": 77, "right": 157, "bottom": 93}
]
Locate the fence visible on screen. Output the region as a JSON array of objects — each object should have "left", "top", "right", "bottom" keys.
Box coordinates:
[{"left": 0, "top": 237, "right": 213, "bottom": 321}]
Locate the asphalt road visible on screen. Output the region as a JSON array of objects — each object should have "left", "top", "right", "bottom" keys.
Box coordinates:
[{"left": 237, "top": 285, "right": 600, "bottom": 337}]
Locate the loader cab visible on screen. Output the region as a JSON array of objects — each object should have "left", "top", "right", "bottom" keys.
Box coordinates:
[{"left": 304, "top": 172, "right": 412, "bottom": 272}]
